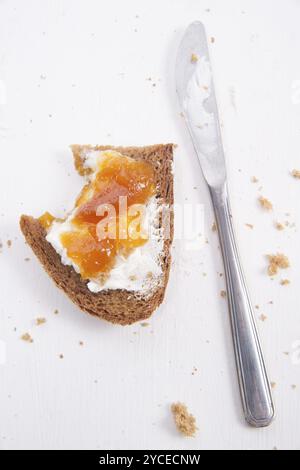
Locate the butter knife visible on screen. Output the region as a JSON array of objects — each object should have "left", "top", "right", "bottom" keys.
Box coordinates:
[{"left": 176, "top": 21, "right": 274, "bottom": 427}]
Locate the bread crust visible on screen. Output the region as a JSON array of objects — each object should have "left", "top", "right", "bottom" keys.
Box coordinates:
[{"left": 20, "top": 144, "right": 174, "bottom": 325}]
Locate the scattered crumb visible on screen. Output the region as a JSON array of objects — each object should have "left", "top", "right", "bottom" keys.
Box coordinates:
[
  {"left": 140, "top": 322, "right": 149, "bottom": 327},
  {"left": 210, "top": 36, "right": 215, "bottom": 43},
  {"left": 291, "top": 384, "right": 297, "bottom": 390},
  {"left": 7, "top": 240, "right": 12, "bottom": 248},
  {"left": 24, "top": 257, "right": 30, "bottom": 262},
  {"left": 54, "top": 309, "right": 59, "bottom": 315},
  {"left": 268, "top": 300, "right": 273, "bottom": 305},
  {"left": 280, "top": 279, "right": 290, "bottom": 286},
  {"left": 202, "top": 272, "right": 207, "bottom": 277},
  {"left": 274, "top": 222, "right": 285, "bottom": 231},
  {"left": 245, "top": 223, "right": 254, "bottom": 229},
  {"left": 35, "top": 317, "right": 46, "bottom": 326},
  {"left": 79, "top": 341, "right": 84, "bottom": 346},
  {"left": 291, "top": 169, "right": 300, "bottom": 179},
  {"left": 191, "top": 366, "right": 198, "bottom": 376},
  {"left": 40, "top": 74, "right": 46, "bottom": 80},
  {"left": 271, "top": 382, "right": 276, "bottom": 389},
  {"left": 171, "top": 402, "right": 197, "bottom": 437},
  {"left": 21, "top": 333, "right": 33, "bottom": 343},
  {"left": 255, "top": 305, "right": 260, "bottom": 310},
  {"left": 59, "top": 354, "right": 64, "bottom": 359},
  {"left": 129, "top": 275, "right": 137, "bottom": 281},
  {"left": 258, "top": 196, "right": 273, "bottom": 211},
  {"left": 267, "top": 253, "right": 290, "bottom": 276},
  {"left": 283, "top": 351, "right": 289, "bottom": 356},
  {"left": 251, "top": 176, "right": 259, "bottom": 183},
  {"left": 191, "top": 53, "right": 198, "bottom": 63},
  {"left": 211, "top": 221, "right": 217, "bottom": 232},
  {"left": 220, "top": 290, "right": 227, "bottom": 298},
  {"left": 259, "top": 314, "right": 267, "bottom": 322}
]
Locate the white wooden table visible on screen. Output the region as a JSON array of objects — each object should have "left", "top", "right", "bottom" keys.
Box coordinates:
[{"left": 0, "top": 0, "right": 299, "bottom": 450}]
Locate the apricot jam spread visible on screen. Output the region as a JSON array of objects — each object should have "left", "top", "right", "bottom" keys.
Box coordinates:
[{"left": 39, "top": 151, "right": 155, "bottom": 280}]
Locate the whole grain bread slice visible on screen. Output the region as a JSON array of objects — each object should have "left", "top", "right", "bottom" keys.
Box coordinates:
[{"left": 20, "top": 144, "right": 174, "bottom": 325}]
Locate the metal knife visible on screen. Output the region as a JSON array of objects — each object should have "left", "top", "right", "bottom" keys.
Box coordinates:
[{"left": 176, "top": 21, "right": 274, "bottom": 427}]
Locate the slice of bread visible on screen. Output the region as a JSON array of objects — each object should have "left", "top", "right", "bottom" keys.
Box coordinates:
[{"left": 20, "top": 144, "right": 174, "bottom": 325}]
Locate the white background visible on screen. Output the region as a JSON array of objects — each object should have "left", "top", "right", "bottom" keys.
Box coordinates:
[{"left": 0, "top": 0, "right": 300, "bottom": 450}]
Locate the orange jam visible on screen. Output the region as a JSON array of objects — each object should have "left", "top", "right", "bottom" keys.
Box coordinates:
[
  {"left": 45, "top": 151, "right": 155, "bottom": 280},
  {"left": 39, "top": 211, "right": 56, "bottom": 229}
]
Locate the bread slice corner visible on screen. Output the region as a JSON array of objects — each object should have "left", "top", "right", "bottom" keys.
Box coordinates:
[{"left": 20, "top": 143, "right": 174, "bottom": 325}]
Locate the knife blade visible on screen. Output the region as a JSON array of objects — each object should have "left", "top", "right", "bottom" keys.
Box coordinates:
[
  {"left": 176, "top": 22, "right": 274, "bottom": 427},
  {"left": 176, "top": 21, "right": 226, "bottom": 189}
]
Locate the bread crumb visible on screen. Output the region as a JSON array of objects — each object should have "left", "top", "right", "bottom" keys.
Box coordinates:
[
  {"left": 267, "top": 253, "right": 290, "bottom": 276},
  {"left": 7, "top": 240, "right": 12, "bottom": 248},
  {"left": 258, "top": 196, "right": 273, "bottom": 211},
  {"left": 129, "top": 275, "right": 137, "bottom": 281},
  {"left": 280, "top": 279, "right": 290, "bottom": 286},
  {"left": 271, "top": 382, "right": 276, "bottom": 389},
  {"left": 275, "top": 222, "right": 285, "bottom": 231},
  {"left": 191, "top": 53, "right": 198, "bottom": 63},
  {"left": 210, "top": 36, "right": 215, "bottom": 43},
  {"left": 255, "top": 305, "right": 260, "bottom": 309},
  {"left": 21, "top": 333, "right": 33, "bottom": 343},
  {"left": 251, "top": 176, "right": 259, "bottom": 183},
  {"left": 35, "top": 317, "right": 46, "bottom": 326},
  {"left": 24, "top": 257, "right": 30, "bottom": 262},
  {"left": 79, "top": 341, "right": 84, "bottom": 346},
  {"left": 220, "top": 290, "right": 227, "bottom": 298},
  {"left": 291, "top": 169, "right": 300, "bottom": 179},
  {"left": 291, "top": 384, "right": 297, "bottom": 389},
  {"left": 245, "top": 223, "right": 254, "bottom": 229},
  {"left": 59, "top": 354, "right": 64, "bottom": 359},
  {"left": 259, "top": 314, "right": 267, "bottom": 322},
  {"left": 54, "top": 309, "right": 59, "bottom": 315},
  {"left": 283, "top": 351, "right": 289, "bottom": 356},
  {"left": 171, "top": 402, "right": 197, "bottom": 437},
  {"left": 140, "top": 322, "right": 149, "bottom": 327},
  {"left": 211, "top": 221, "right": 217, "bottom": 232}
]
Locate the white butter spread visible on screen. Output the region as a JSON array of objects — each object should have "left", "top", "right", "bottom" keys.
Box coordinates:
[{"left": 183, "top": 56, "right": 218, "bottom": 156}]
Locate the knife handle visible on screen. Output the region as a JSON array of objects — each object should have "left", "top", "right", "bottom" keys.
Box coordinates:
[{"left": 210, "top": 184, "right": 274, "bottom": 427}]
